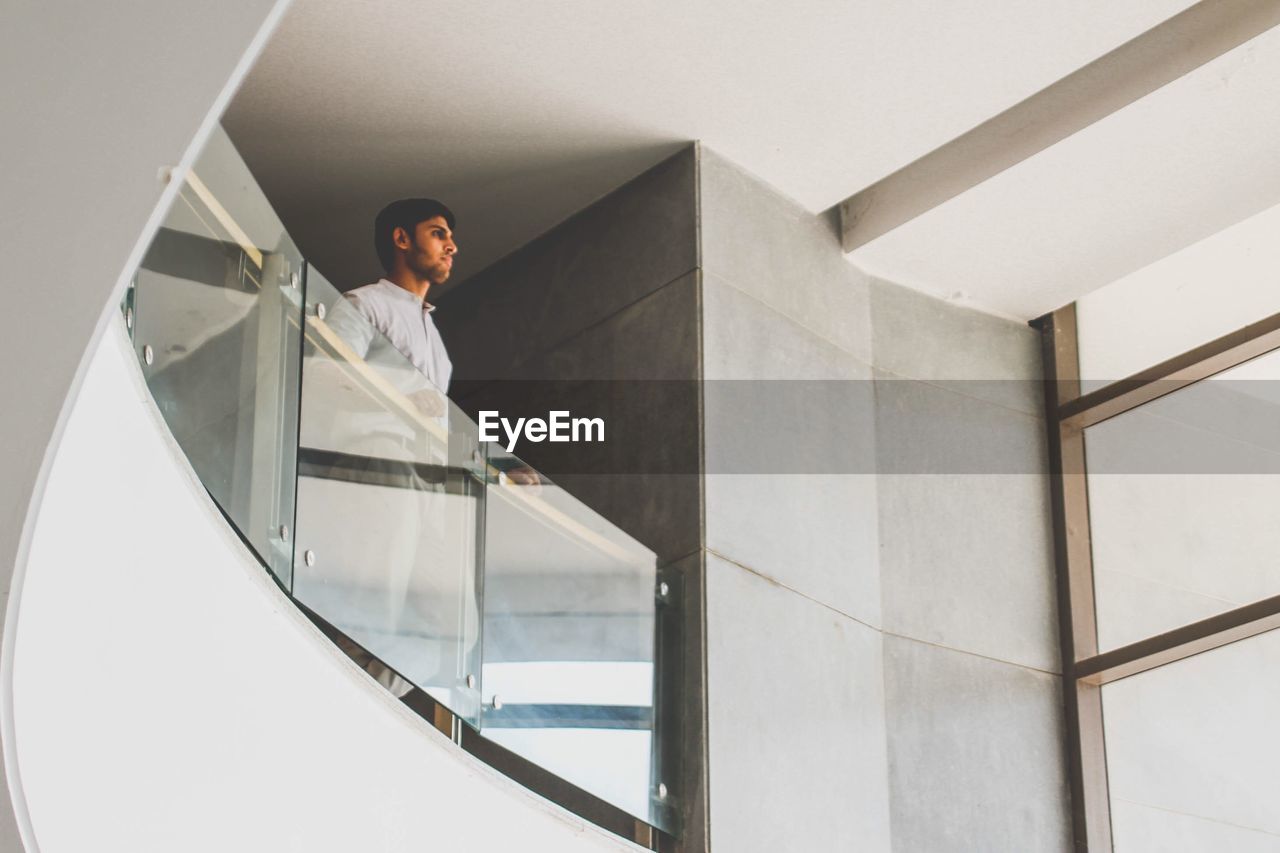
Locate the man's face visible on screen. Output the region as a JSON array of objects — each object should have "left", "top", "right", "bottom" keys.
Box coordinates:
[{"left": 395, "top": 215, "right": 456, "bottom": 285}]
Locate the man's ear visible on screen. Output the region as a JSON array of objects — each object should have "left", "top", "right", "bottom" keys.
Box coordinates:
[{"left": 392, "top": 225, "right": 412, "bottom": 250}]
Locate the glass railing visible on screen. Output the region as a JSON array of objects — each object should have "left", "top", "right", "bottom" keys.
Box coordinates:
[
  {"left": 124, "top": 123, "right": 678, "bottom": 838},
  {"left": 295, "top": 267, "right": 486, "bottom": 724},
  {"left": 133, "top": 127, "right": 303, "bottom": 587},
  {"left": 480, "top": 444, "right": 660, "bottom": 821}
]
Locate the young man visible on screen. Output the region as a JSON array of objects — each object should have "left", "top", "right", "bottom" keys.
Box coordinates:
[
  {"left": 319, "top": 198, "right": 466, "bottom": 702},
  {"left": 334, "top": 197, "right": 458, "bottom": 393}
]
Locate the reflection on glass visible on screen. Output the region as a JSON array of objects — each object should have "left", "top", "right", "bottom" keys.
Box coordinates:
[
  {"left": 480, "top": 446, "right": 664, "bottom": 828},
  {"left": 292, "top": 268, "right": 484, "bottom": 723},
  {"left": 1087, "top": 349, "right": 1280, "bottom": 651},
  {"left": 1103, "top": 629, "right": 1280, "bottom": 851},
  {"left": 132, "top": 125, "right": 302, "bottom": 586}
]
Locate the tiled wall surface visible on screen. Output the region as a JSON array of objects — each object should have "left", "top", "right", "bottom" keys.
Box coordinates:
[
  {"left": 701, "top": 148, "right": 1068, "bottom": 853},
  {"left": 439, "top": 144, "right": 1068, "bottom": 853},
  {"left": 700, "top": 148, "right": 894, "bottom": 852}
]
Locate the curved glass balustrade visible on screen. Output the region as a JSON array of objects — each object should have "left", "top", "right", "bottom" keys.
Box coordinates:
[
  {"left": 482, "top": 444, "right": 660, "bottom": 821},
  {"left": 126, "top": 124, "right": 678, "bottom": 839}
]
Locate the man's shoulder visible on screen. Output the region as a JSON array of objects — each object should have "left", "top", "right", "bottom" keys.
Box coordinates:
[
  {"left": 339, "top": 281, "right": 396, "bottom": 321},
  {"left": 342, "top": 280, "right": 390, "bottom": 302}
]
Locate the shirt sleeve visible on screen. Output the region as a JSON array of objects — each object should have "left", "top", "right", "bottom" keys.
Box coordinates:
[{"left": 324, "top": 291, "right": 376, "bottom": 359}]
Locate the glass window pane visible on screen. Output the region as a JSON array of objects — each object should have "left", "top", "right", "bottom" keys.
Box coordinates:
[
  {"left": 1103, "top": 629, "right": 1280, "bottom": 851},
  {"left": 1086, "top": 348, "right": 1280, "bottom": 651},
  {"left": 480, "top": 445, "right": 665, "bottom": 829},
  {"left": 292, "top": 268, "right": 484, "bottom": 724},
  {"left": 132, "top": 124, "right": 302, "bottom": 586}
]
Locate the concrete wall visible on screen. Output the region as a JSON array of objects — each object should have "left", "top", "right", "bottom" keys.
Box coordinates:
[
  {"left": 699, "top": 148, "right": 1069, "bottom": 853},
  {"left": 431, "top": 145, "right": 1068, "bottom": 851},
  {"left": 0, "top": 1, "right": 285, "bottom": 848},
  {"left": 698, "top": 148, "right": 893, "bottom": 853},
  {"left": 869, "top": 280, "right": 1071, "bottom": 853}
]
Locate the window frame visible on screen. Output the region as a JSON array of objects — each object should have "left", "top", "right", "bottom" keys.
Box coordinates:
[{"left": 1036, "top": 304, "right": 1280, "bottom": 851}]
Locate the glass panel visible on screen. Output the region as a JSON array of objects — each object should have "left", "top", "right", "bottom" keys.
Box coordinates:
[
  {"left": 1086, "top": 348, "right": 1280, "bottom": 651},
  {"left": 132, "top": 124, "right": 302, "bottom": 586},
  {"left": 292, "top": 268, "right": 484, "bottom": 724},
  {"left": 479, "top": 446, "right": 665, "bottom": 829},
  {"left": 1103, "top": 629, "right": 1280, "bottom": 851}
]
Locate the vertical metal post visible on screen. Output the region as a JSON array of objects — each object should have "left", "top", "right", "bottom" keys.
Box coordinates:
[{"left": 1039, "top": 304, "right": 1112, "bottom": 852}]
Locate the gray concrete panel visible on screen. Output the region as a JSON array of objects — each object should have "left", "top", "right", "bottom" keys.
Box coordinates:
[
  {"left": 702, "top": 272, "right": 871, "bottom": 381},
  {"left": 705, "top": 474, "right": 882, "bottom": 629},
  {"left": 706, "top": 553, "right": 892, "bottom": 853},
  {"left": 883, "top": 636, "right": 1071, "bottom": 853},
  {"left": 869, "top": 278, "right": 1043, "bottom": 417},
  {"left": 702, "top": 272, "right": 881, "bottom": 624},
  {"left": 878, "top": 473, "right": 1059, "bottom": 672},
  {"left": 874, "top": 372, "right": 1046, "bottom": 475},
  {"left": 699, "top": 148, "right": 873, "bottom": 364}
]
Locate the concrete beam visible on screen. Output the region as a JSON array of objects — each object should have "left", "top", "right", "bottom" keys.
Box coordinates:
[{"left": 839, "top": 0, "right": 1280, "bottom": 252}]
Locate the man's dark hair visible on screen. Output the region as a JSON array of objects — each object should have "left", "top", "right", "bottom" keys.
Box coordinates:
[{"left": 374, "top": 198, "right": 456, "bottom": 273}]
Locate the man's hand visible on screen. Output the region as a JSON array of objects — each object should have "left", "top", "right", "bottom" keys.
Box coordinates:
[
  {"left": 407, "top": 388, "right": 446, "bottom": 418},
  {"left": 503, "top": 465, "right": 541, "bottom": 486}
]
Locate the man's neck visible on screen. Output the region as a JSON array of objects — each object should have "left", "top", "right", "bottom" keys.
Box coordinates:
[{"left": 386, "top": 268, "right": 430, "bottom": 302}]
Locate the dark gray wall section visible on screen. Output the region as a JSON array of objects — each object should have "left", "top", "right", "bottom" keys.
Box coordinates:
[
  {"left": 437, "top": 148, "right": 698, "bottom": 382},
  {"left": 436, "top": 147, "right": 701, "bottom": 563}
]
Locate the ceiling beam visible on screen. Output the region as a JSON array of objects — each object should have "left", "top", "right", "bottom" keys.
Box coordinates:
[{"left": 838, "top": 0, "right": 1280, "bottom": 252}]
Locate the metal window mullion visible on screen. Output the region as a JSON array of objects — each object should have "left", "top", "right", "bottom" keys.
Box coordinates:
[
  {"left": 1039, "top": 304, "right": 1113, "bottom": 852},
  {"left": 1058, "top": 308, "right": 1280, "bottom": 430},
  {"left": 1076, "top": 593, "right": 1280, "bottom": 685}
]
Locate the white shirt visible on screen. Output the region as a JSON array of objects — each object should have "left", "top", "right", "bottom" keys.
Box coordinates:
[{"left": 330, "top": 278, "right": 453, "bottom": 392}]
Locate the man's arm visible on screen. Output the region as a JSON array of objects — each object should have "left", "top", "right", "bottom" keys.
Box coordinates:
[{"left": 323, "top": 291, "right": 377, "bottom": 358}]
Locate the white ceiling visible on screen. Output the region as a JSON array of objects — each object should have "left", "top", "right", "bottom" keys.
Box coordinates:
[
  {"left": 224, "top": 0, "right": 1270, "bottom": 317},
  {"left": 851, "top": 21, "right": 1280, "bottom": 320}
]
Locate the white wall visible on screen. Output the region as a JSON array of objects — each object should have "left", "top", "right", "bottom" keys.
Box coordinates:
[
  {"left": 0, "top": 1, "right": 287, "bottom": 847},
  {"left": 1104, "top": 628, "right": 1280, "bottom": 852},
  {"left": 1077, "top": 200, "right": 1280, "bottom": 384},
  {"left": 11, "top": 325, "right": 637, "bottom": 853}
]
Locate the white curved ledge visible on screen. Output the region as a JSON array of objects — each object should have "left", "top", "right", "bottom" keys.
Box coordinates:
[{"left": 10, "top": 324, "right": 637, "bottom": 852}]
